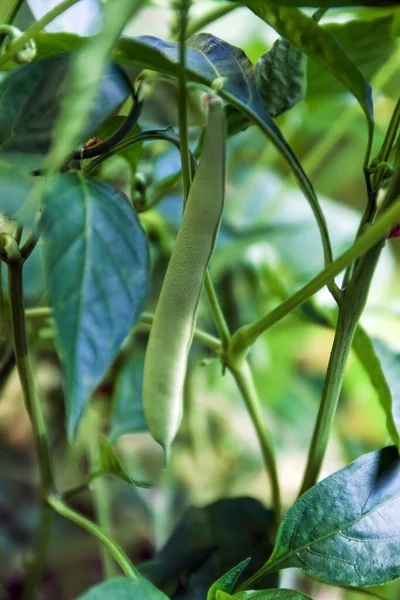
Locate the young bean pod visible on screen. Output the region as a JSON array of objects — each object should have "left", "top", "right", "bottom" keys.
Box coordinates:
[{"left": 143, "top": 95, "right": 226, "bottom": 461}]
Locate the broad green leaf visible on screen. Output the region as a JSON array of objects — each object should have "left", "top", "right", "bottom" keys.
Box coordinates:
[
  {"left": 76, "top": 576, "right": 168, "bottom": 600},
  {"left": 256, "top": 37, "right": 307, "bottom": 117},
  {"left": 216, "top": 592, "right": 232, "bottom": 600},
  {"left": 0, "top": 155, "right": 38, "bottom": 227},
  {"left": 0, "top": 55, "right": 130, "bottom": 160},
  {"left": 243, "top": 3, "right": 373, "bottom": 134},
  {"left": 40, "top": 172, "right": 149, "bottom": 439},
  {"left": 352, "top": 329, "right": 400, "bottom": 451},
  {"left": 91, "top": 436, "right": 150, "bottom": 487},
  {"left": 307, "top": 15, "right": 396, "bottom": 99},
  {"left": 207, "top": 559, "right": 251, "bottom": 600},
  {"left": 45, "top": 0, "right": 146, "bottom": 172},
  {"left": 260, "top": 446, "right": 400, "bottom": 587},
  {"left": 234, "top": 591, "right": 312, "bottom": 600},
  {"left": 109, "top": 349, "right": 148, "bottom": 443}
]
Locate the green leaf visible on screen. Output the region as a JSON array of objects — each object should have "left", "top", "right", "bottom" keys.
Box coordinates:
[
  {"left": 207, "top": 559, "right": 251, "bottom": 600},
  {"left": 307, "top": 15, "right": 396, "bottom": 99},
  {"left": 40, "top": 172, "right": 149, "bottom": 439},
  {"left": 91, "top": 436, "right": 150, "bottom": 487},
  {"left": 352, "top": 329, "right": 400, "bottom": 451},
  {"left": 76, "top": 576, "right": 168, "bottom": 599},
  {"left": 234, "top": 591, "right": 313, "bottom": 600},
  {"left": 243, "top": 3, "right": 373, "bottom": 134},
  {"left": 261, "top": 446, "right": 400, "bottom": 587},
  {"left": 45, "top": 0, "right": 146, "bottom": 172},
  {"left": 216, "top": 592, "right": 232, "bottom": 600},
  {"left": 109, "top": 349, "right": 148, "bottom": 443},
  {"left": 0, "top": 55, "right": 130, "bottom": 159},
  {"left": 256, "top": 37, "right": 307, "bottom": 117},
  {"left": 0, "top": 154, "right": 38, "bottom": 227}
]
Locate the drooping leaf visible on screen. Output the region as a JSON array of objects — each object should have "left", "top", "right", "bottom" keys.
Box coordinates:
[
  {"left": 242, "top": 3, "right": 373, "bottom": 135},
  {"left": 45, "top": 0, "right": 146, "bottom": 172},
  {"left": 259, "top": 446, "right": 400, "bottom": 587},
  {"left": 109, "top": 349, "right": 148, "bottom": 443},
  {"left": 352, "top": 329, "right": 400, "bottom": 451},
  {"left": 0, "top": 55, "right": 130, "bottom": 160},
  {"left": 307, "top": 15, "right": 396, "bottom": 99},
  {"left": 207, "top": 559, "right": 251, "bottom": 600},
  {"left": 76, "top": 576, "right": 168, "bottom": 600},
  {"left": 256, "top": 37, "right": 307, "bottom": 117},
  {"left": 27, "top": 0, "right": 103, "bottom": 35},
  {"left": 233, "top": 591, "right": 313, "bottom": 600},
  {"left": 90, "top": 436, "right": 150, "bottom": 487},
  {"left": 40, "top": 172, "right": 149, "bottom": 439}
]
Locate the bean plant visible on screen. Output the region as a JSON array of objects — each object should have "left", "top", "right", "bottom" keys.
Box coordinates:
[{"left": 1, "top": 0, "right": 400, "bottom": 599}]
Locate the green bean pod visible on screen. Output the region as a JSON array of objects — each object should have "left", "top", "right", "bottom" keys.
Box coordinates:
[{"left": 143, "top": 95, "right": 226, "bottom": 460}]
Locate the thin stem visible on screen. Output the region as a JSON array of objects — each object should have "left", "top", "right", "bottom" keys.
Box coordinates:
[
  {"left": 5, "top": 238, "right": 54, "bottom": 493},
  {"left": 0, "top": 0, "right": 25, "bottom": 26},
  {"left": 47, "top": 495, "right": 139, "bottom": 579},
  {"left": 87, "top": 406, "right": 119, "bottom": 580},
  {"left": 0, "top": 0, "right": 83, "bottom": 68},
  {"left": 139, "top": 312, "right": 222, "bottom": 353},
  {"left": 299, "top": 240, "right": 384, "bottom": 496},
  {"left": 25, "top": 307, "right": 53, "bottom": 319},
  {"left": 229, "top": 361, "right": 280, "bottom": 529},
  {"left": 204, "top": 273, "right": 230, "bottom": 349},
  {"left": 21, "top": 504, "right": 53, "bottom": 600},
  {"left": 185, "top": 2, "right": 239, "bottom": 38},
  {"left": 228, "top": 190, "right": 400, "bottom": 367},
  {"left": 176, "top": 0, "right": 192, "bottom": 202},
  {"left": 61, "top": 479, "right": 91, "bottom": 499}
]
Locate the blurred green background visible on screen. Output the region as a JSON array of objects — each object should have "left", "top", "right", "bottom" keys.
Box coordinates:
[{"left": 1, "top": 2, "right": 400, "bottom": 599}]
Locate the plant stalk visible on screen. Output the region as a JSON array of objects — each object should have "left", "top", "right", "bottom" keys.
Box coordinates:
[{"left": 229, "top": 361, "right": 281, "bottom": 529}]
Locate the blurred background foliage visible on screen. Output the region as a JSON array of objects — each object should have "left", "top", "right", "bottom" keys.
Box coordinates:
[{"left": 2, "top": 1, "right": 400, "bottom": 599}]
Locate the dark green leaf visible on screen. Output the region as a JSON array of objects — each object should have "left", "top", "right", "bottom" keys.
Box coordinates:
[
  {"left": 40, "top": 172, "right": 149, "bottom": 439},
  {"left": 0, "top": 56, "right": 130, "bottom": 159},
  {"left": 234, "top": 591, "right": 312, "bottom": 599},
  {"left": 91, "top": 436, "right": 150, "bottom": 487},
  {"left": 256, "top": 37, "right": 307, "bottom": 117},
  {"left": 261, "top": 446, "right": 400, "bottom": 587},
  {"left": 207, "top": 559, "right": 251, "bottom": 600},
  {"left": 109, "top": 349, "right": 148, "bottom": 443},
  {"left": 352, "top": 329, "right": 400, "bottom": 451},
  {"left": 76, "top": 576, "right": 168, "bottom": 599},
  {"left": 243, "top": 3, "right": 373, "bottom": 133},
  {"left": 307, "top": 16, "right": 396, "bottom": 98},
  {"left": 141, "top": 497, "right": 277, "bottom": 599}
]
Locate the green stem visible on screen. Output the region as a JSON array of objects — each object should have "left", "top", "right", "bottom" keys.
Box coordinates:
[
  {"left": 185, "top": 2, "right": 239, "bottom": 38},
  {"left": 228, "top": 191, "right": 400, "bottom": 367},
  {"left": 47, "top": 495, "right": 139, "bottom": 579},
  {"left": 0, "top": 0, "right": 82, "bottom": 68},
  {"left": 22, "top": 504, "right": 53, "bottom": 600},
  {"left": 87, "top": 406, "right": 119, "bottom": 580},
  {"left": 299, "top": 240, "right": 384, "bottom": 496},
  {"left": 229, "top": 361, "right": 280, "bottom": 529},
  {"left": 177, "top": 0, "right": 192, "bottom": 202},
  {"left": 5, "top": 238, "right": 54, "bottom": 493},
  {"left": 25, "top": 307, "right": 53, "bottom": 319},
  {"left": 0, "top": 0, "right": 25, "bottom": 26},
  {"left": 204, "top": 272, "right": 230, "bottom": 350}
]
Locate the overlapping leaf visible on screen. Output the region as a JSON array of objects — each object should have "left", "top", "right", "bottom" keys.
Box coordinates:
[
  {"left": 40, "top": 172, "right": 149, "bottom": 439},
  {"left": 76, "top": 577, "right": 168, "bottom": 600},
  {"left": 258, "top": 446, "right": 400, "bottom": 587}
]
